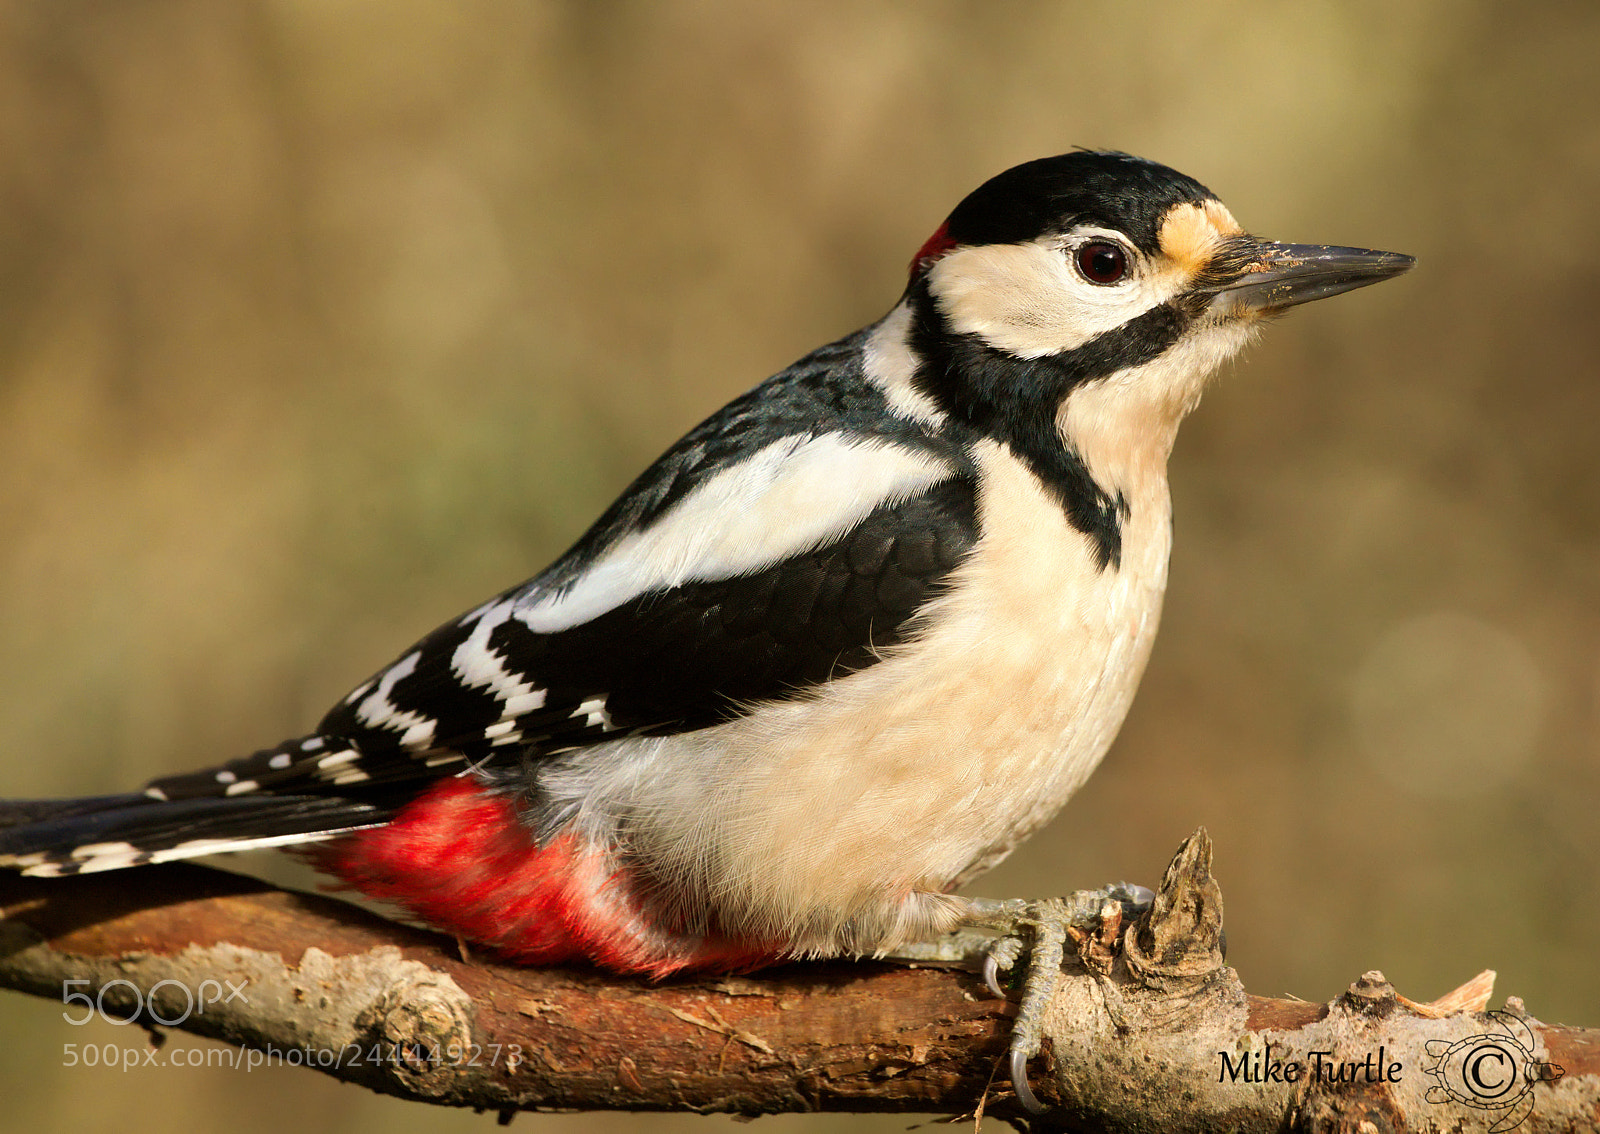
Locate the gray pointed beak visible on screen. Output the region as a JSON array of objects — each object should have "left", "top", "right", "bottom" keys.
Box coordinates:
[{"left": 1211, "top": 242, "right": 1415, "bottom": 316}]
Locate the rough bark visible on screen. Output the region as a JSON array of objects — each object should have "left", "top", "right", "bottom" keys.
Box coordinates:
[{"left": 0, "top": 831, "right": 1595, "bottom": 1131}]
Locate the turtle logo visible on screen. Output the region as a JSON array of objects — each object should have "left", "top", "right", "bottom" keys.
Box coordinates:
[{"left": 1422, "top": 1010, "right": 1563, "bottom": 1132}]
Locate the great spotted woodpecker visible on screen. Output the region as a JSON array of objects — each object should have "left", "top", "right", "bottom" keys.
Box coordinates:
[{"left": 1, "top": 151, "right": 1411, "bottom": 1103}]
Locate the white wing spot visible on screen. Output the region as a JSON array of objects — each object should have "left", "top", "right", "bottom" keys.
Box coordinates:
[
  {"left": 21, "top": 861, "right": 70, "bottom": 876},
  {"left": 71, "top": 841, "right": 138, "bottom": 860},
  {"left": 504, "top": 689, "right": 547, "bottom": 716},
  {"left": 449, "top": 603, "right": 547, "bottom": 724},
  {"left": 354, "top": 651, "right": 440, "bottom": 740},
  {"left": 224, "top": 780, "right": 259, "bottom": 796},
  {"left": 399, "top": 720, "right": 437, "bottom": 749},
  {"left": 570, "top": 696, "right": 614, "bottom": 731},
  {"left": 66, "top": 854, "right": 146, "bottom": 874},
  {"left": 268, "top": 753, "right": 292, "bottom": 770},
  {"left": 215, "top": 770, "right": 237, "bottom": 784},
  {"left": 0, "top": 851, "right": 48, "bottom": 869}
]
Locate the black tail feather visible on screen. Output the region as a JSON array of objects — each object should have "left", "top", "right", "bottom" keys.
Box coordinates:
[
  {"left": 0, "top": 790, "right": 411, "bottom": 874},
  {"left": 0, "top": 794, "right": 150, "bottom": 829}
]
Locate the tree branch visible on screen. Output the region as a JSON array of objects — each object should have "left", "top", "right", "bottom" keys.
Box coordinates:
[{"left": 1, "top": 834, "right": 1595, "bottom": 1131}]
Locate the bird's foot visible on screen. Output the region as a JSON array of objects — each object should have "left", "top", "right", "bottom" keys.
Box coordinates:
[
  {"left": 884, "top": 881, "right": 1153, "bottom": 1111},
  {"left": 966, "top": 882, "right": 1154, "bottom": 1113}
]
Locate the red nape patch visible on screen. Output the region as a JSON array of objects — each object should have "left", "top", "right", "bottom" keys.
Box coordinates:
[
  {"left": 908, "top": 220, "right": 956, "bottom": 280},
  {"left": 309, "top": 778, "right": 783, "bottom": 979}
]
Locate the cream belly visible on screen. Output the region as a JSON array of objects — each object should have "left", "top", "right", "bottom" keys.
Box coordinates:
[{"left": 546, "top": 436, "right": 1175, "bottom": 957}]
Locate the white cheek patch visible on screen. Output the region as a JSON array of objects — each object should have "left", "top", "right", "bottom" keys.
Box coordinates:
[
  {"left": 516, "top": 434, "right": 956, "bottom": 632},
  {"left": 925, "top": 241, "right": 1185, "bottom": 359}
]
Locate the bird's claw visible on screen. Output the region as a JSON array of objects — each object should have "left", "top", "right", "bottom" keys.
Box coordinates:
[
  {"left": 982, "top": 933, "right": 1023, "bottom": 998},
  {"left": 970, "top": 882, "right": 1154, "bottom": 1114}
]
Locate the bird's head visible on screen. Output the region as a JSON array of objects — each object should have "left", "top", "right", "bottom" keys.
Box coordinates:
[{"left": 902, "top": 151, "right": 1413, "bottom": 441}]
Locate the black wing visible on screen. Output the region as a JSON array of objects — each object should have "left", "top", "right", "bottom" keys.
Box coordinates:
[
  {"left": 149, "top": 471, "right": 978, "bottom": 798},
  {"left": 152, "top": 323, "right": 983, "bottom": 802}
]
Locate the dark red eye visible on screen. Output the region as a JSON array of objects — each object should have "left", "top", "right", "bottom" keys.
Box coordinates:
[{"left": 1075, "top": 241, "right": 1128, "bottom": 284}]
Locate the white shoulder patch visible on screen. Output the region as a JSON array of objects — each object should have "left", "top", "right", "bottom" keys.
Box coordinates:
[{"left": 517, "top": 433, "right": 955, "bottom": 633}]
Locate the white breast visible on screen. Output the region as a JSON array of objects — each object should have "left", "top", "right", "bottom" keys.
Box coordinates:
[{"left": 544, "top": 434, "right": 1176, "bottom": 958}]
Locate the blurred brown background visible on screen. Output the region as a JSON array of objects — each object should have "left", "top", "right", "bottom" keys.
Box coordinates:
[{"left": 1, "top": 3, "right": 1596, "bottom": 1132}]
